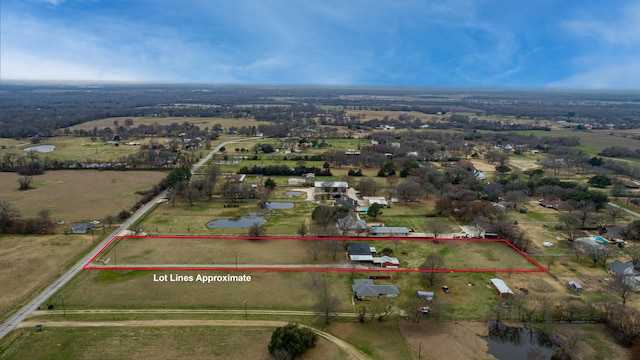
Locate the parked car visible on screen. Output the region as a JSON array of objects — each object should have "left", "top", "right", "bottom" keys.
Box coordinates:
[{"left": 442, "top": 285, "right": 450, "bottom": 294}]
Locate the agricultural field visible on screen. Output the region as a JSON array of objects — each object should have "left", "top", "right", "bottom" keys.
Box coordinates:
[
  {"left": 0, "top": 325, "right": 347, "bottom": 360},
  {"left": 68, "top": 116, "right": 269, "bottom": 133},
  {"left": 0, "top": 234, "right": 94, "bottom": 320},
  {"left": 52, "top": 270, "right": 353, "bottom": 311},
  {"left": 0, "top": 170, "right": 166, "bottom": 222}
]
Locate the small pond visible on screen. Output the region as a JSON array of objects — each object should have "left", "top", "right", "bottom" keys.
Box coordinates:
[
  {"left": 285, "top": 191, "right": 303, "bottom": 197},
  {"left": 206, "top": 217, "right": 267, "bottom": 229},
  {"left": 24, "top": 145, "right": 56, "bottom": 153},
  {"left": 262, "top": 202, "right": 294, "bottom": 210},
  {"left": 484, "top": 322, "right": 558, "bottom": 360}
]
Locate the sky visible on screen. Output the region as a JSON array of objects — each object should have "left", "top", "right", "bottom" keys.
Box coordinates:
[{"left": 1, "top": 0, "right": 640, "bottom": 88}]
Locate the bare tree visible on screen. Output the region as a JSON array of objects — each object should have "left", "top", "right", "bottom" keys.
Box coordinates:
[
  {"left": 424, "top": 219, "right": 451, "bottom": 238},
  {"left": 17, "top": 175, "right": 33, "bottom": 191},
  {"left": 308, "top": 241, "right": 323, "bottom": 261},
  {"left": 614, "top": 274, "right": 635, "bottom": 307},
  {"left": 315, "top": 275, "right": 340, "bottom": 325},
  {"left": 419, "top": 253, "right": 446, "bottom": 286},
  {"left": 297, "top": 221, "right": 309, "bottom": 237},
  {"left": 356, "top": 177, "right": 378, "bottom": 197},
  {"left": 325, "top": 240, "right": 343, "bottom": 261},
  {"left": 606, "top": 205, "right": 625, "bottom": 226},
  {"left": 396, "top": 181, "right": 424, "bottom": 203}
]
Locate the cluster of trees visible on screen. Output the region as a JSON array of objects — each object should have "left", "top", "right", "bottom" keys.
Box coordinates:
[
  {"left": 237, "top": 164, "right": 331, "bottom": 177},
  {"left": 268, "top": 323, "right": 317, "bottom": 360},
  {"left": 0, "top": 201, "right": 54, "bottom": 234}
]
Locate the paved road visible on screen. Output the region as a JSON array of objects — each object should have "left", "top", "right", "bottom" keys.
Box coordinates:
[
  {"left": 0, "top": 138, "right": 254, "bottom": 341},
  {"left": 608, "top": 202, "right": 640, "bottom": 218}
]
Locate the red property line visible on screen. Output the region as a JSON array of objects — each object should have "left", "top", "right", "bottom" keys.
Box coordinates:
[{"left": 82, "top": 235, "right": 547, "bottom": 273}]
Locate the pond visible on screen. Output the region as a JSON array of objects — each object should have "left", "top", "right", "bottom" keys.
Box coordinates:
[
  {"left": 262, "top": 202, "right": 294, "bottom": 210},
  {"left": 24, "top": 145, "right": 56, "bottom": 153},
  {"left": 206, "top": 217, "right": 267, "bottom": 229},
  {"left": 484, "top": 322, "right": 559, "bottom": 360},
  {"left": 285, "top": 191, "right": 303, "bottom": 197}
]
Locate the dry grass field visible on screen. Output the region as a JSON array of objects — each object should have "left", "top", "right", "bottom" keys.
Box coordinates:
[
  {"left": 90, "top": 236, "right": 541, "bottom": 272},
  {"left": 0, "top": 326, "right": 347, "bottom": 360},
  {"left": 57, "top": 270, "right": 353, "bottom": 311},
  {"left": 328, "top": 321, "right": 413, "bottom": 359},
  {"left": 68, "top": 116, "right": 268, "bottom": 132},
  {"left": 0, "top": 170, "right": 166, "bottom": 222},
  {"left": 0, "top": 234, "right": 94, "bottom": 320},
  {"left": 99, "top": 237, "right": 339, "bottom": 266}
]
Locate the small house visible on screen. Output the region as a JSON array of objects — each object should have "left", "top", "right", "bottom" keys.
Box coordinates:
[
  {"left": 71, "top": 222, "right": 95, "bottom": 234},
  {"left": 490, "top": 278, "right": 514, "bottom": 298},
  {"left": 346, "top": 242, "right": 374, "bottom": 262},
  {"left": 373, "top": 256, "right": 400, "bottom": 268}
]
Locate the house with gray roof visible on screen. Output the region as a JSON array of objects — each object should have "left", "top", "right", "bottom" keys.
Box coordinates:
[
  {"left": 71, "top": 222, "right": 95, "bottom": 234},
  {"left": 346, "top": 242, "right": 375, "bottom": 262},
  {"left": 352, "top": 279, "right": 399, "bottom": 300}
]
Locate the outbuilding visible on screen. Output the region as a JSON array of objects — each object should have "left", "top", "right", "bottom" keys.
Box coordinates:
[
  {"left": 490, "top": 278, "right": 514, "bottom": 298},
  {"left": 417, "top": 291, "right": 434, "bottom": 301},
  {"left": 568, "top": 281, "right": 583, "bottom": 292}
]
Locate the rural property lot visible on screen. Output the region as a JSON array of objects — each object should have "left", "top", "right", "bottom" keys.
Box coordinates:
[
  {"left": 51, "top": 270, "right": 352, "bottom": 311},
  {"left": 84, "top": 235, "right": 545, "bottom": 273},
  {"left": 0, "top": 170, "right": 166, "bottom": 221},
  {"left": 0, "top": 325, "right": 347, "bottom": 360},
  {"left": 0, "top": 234, "right": 94, "bottom": 320}
]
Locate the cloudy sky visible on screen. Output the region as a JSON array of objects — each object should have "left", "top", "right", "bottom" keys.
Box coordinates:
[{"left": 2, "top": 0, "right": 639, "bottom": 88}]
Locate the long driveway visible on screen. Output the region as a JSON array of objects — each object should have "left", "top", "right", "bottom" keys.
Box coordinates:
[{"left": 0, "top": 138, "right": 255, "bottom": 340}]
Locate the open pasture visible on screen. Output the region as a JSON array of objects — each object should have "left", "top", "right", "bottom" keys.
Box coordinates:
[
  {"left": 0, "top": 170, "right": 166, "bottom": 221},
  {"left": 52, "top": 270, "right": 352, "bottom": 311},
  {"left": 68, "top": 116, "right": 269, "bottom": 132},
  {"left": 0, "top": 325, "right": 346, "bottom": 360},
  {"left": 85, "top": 236, "right": 544, "bottom": 273},
  {"left": 0, "top": 234, "right": 94, "bottom": 320}
]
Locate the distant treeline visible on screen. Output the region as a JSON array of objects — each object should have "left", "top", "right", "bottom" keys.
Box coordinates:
[{"left": 3, "top": 84, "right": 640, "bottom": 138}]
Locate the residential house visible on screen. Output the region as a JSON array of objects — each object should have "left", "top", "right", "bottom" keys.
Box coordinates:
[
  {"left": 373, "top": 256, "right": 400, "bottom": 268},
  {"left": 346, "top": 242, "right": 375, "bottom": 262},
  {"left": 363, "top": 196, "right": 389, "bottom": 208},
  {"left": 338, "top": 215, "right": 368, "bottom": 234},
  {"left": 71, "top": 222, "right": 95, "bottom": 234},
  {"left": 314, "top": 181, "right": 349, "bottom": 195},
  {"left": 352, "top": 279, "right": 399, "bottom": 300}
]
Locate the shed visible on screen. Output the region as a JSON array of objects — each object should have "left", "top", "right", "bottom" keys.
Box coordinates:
[
  {"left": 490, "top": 278, "right": 514, "bottom": 298},
  {"left": 417, "top": 291, "right": 434, "bottom": 301},
  {"left": 567, "top": 281, "right": 582, "bottom": 292},
  {"left": 370, "top": 226, "right": 411, "bottom": 236},
  {"left": 288, "top": 178, "right": 306, "bottom": 186}
]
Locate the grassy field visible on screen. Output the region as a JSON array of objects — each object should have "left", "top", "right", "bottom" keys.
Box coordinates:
[
  {"left": 0, "top": 170, "right": 166, "bottom": 222},
  {"left": 67, "top": 116, "right": 270, "bottom": 132},
  {"left": 328, "top": 321, "right": 413, "bottom": 360},
  {"left": 54, "top": 270, "right": 353, "bottom": 311},
  {"left": 0, "top": 326, "right": 346, "bottom": 360},
  {"left": 0, "top": 234, "right": 94, "bottom": 320},
  {"left": 91, "top": 236, "right": 540, "bottom": 272}
]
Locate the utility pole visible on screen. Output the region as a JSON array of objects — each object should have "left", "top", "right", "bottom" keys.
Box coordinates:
[{"left": 61, "top": 294, "right": 66, "bottom": 317}]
